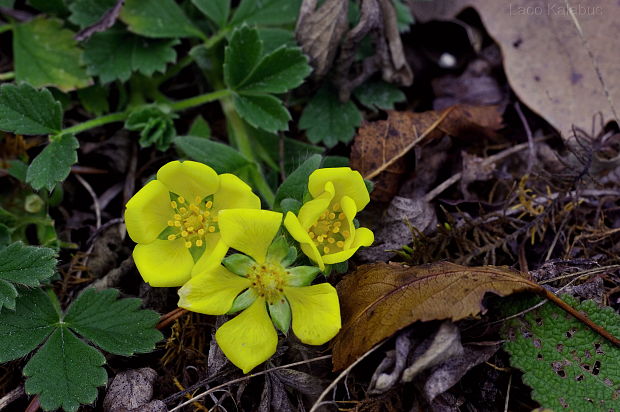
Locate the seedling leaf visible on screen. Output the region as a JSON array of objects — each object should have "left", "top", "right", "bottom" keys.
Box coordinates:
[
  {"left": 0, "top": 83, "right": 62, "bottom": 135},
  {"left": 26, "top": 134, "right": 79, "bottom": 192}
]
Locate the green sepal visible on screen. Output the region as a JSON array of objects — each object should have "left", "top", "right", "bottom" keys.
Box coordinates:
[
  {"left": 280, "top": 247, "right": 297, "bottom": 268},
  {"left": 364, "top": 179, "right": 374, "bottom": 194},
  {"left": 157, "top": 226, "right": 176, "bottom": 240},
  {"left": 331, "top": 261, "right": 349, "bottom": 274},
  {"left": 222, "top": 253, "right": 255, "bottom": 277},
  {"left": 267, "top": 235, "right": 290, "bottom": 264},
  {"left": 188, "top": 243, "right": 206, "bottom": 263},
  {"left": 286, "top": 266, "right": 320, "bottom": 287},
  {"left": 268, "top": 298, "right": 291, "bottom": 334},
  {"left": 227, "top": 288, "right": 257, "bottom": 314},
  {"left": 280, "top": 198, "right": 302, "bottom": 215}
]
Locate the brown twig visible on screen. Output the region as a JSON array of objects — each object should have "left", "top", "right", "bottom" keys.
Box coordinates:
[
  {"left": 0, "top": 385, "right": 24, "bottom": 410},
  {"left": 157, "top": 308, "right": 188, "bottom": 330},
  {"left": 24, "top": 395, "right": 39, "bottom": 412}
]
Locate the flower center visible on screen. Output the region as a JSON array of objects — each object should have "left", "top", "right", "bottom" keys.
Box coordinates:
[
  {"left": 247, "top": 262, "right": 288, "bottom": 305},
  {"left": 166, "top": 195, "right": 218, "bottom": 248},
  {"left": 308, "top": 202, "right": 350, "bottom": 255}
]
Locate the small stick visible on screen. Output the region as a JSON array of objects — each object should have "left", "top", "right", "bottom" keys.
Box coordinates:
[
  {"left": 24, "top": 395, "right": 39, "bottom": 412},
  {"left": 0, "top": 385, "right": 24, "bottom": 410},
  {"left": 157, "top": 308, "right": 188, "bottom": 330}
]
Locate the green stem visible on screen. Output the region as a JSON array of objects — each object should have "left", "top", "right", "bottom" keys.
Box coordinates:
[
  {"left": 0, "top": 71, "right": 14, "bottom": 81},
  {"left": 0, "top": 24, "right": 12, "bottom": 35},
  {"left": 62, "top": 89, "right": 231, "bottom": 135},
  {"left": 204, "top": 28, "right": 229, "bottom": 49}
]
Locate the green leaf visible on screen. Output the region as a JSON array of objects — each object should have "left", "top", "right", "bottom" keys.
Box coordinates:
[
  {"left": 174, "top": 135, "right": 252, "bottom": 174},
  {"left": 77, "top": 85, "right": 109, "bottom": 116},
  {"left": 0, "top": 83, "right": 63, "bottom": 135},
  {"left": 27, "top": 0, "right": 68, "bottom": 15},
  {"left": 239, "top": 46, "right": 311, "bottom": 93},
  {"left": 0, "top": 288, "right": 56, "bottom": 362},
  {"left": 258, "top": 28, "right": 295, "bottom": 53},
  {"left": 64, "top": 288, "right": 162, "bottom": 356},
  {"left": 68, "top": 0, "right": 117, "bottom": 28},
  {"left": 24, "top": 328, "right": 107, "bottom": 412},
  {"left": 188, "top": 115, "right": 211, "bottom": 138},
  {"left": 393, "top": 0, "right": 414, "bottom": 32},
  {"left": 233, "top": 93, "right": 290, "bottom": 133},
  {"left": 26, "top": 134, "right": 79, "bottom": 191},
  {"left": 13, "top": 17, "right": 92, "bottom": 92},
  {"left": 274, "top": 154, "right": 322, "bottom": 209},
  {"left": 0, "top": 0, "right": 15, "bottom": 7},
  {"left": 125, "top": 106, "right": 177, "bottom": 151},
  {"left": 0, "top": 242, "right": 56, "bottom": 311},
  {"left": 6, "top": 159, "right": 28, "bottom": 182},
  {"left": 0, "top": 288, "right": 162, "bottom": 411},
  {"left": 503, "top": 295, "right": 620, "bottom": 411},
  {"left": 121, "top": 0, "right": 204, "bottom": 39},
  {"left": 224, "top": 25, "right": 263, "bottom": 90},
  {"left": 251, "top": 127, "right": 323, "bottom": 175},
  {"left": 84, "top": 29, "right": 179, "bottom": 83},
  {"left": 354, "top": 80, "right": 406, "bottom": 111},
  {"left": 192, "top": 0, "right": 230, "bottom": 28},
  {"left": 231, "top": 0, "right": 301, "bottom": 26},
  {"left": 299, "top": 86, "right": 362, "bottom": 147}
]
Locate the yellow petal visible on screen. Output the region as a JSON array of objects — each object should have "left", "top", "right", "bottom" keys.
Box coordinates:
[
  {"left": 297, "top": 182, "right": 334, "bottom": 228},
  {"left": 213, "top": 174, "right": 261, "bottom": 211},
  {"left": 125, "top": 180, "right": 172, "bottom": 244},
  {"left": 284, "top": 284, "right": 341, "bottom": 345},
  {"left": 157, "top": 160, "right": 220, "bottom": 201},
  {"left": 178, "top": 266, "right": 251, "bottom": 315},
  {"left": 133, "top": 239, "right": 194, "bottom": 287},
  {"left": 340, "top": 195, "right": 358, "bottom": 248},
  {"left": 284, "top": 212, "right": 324, "bottom": 270},
  {"left": 215, "top": 298, "right": 278, "bottom": 373},
  {"left": 308, "top": 167, "right": 370, "bottom": 211},
  {"left": 322, "top": 227, "right": 374, "bottom": 265},
  {"left": 218, "top": 209, "right": 282, "bottom": 263},
  {"left": 191, "top": 236, "right": 229, "bottom": 277}
]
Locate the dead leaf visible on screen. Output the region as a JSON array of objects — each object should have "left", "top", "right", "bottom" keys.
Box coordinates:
[
  {"left": 350, "top": 105, "right": 503, "bottom": 201},
  {"left": 103, "top": 368, "right": 159, "bottom": 412},
  {"left": 296, "top": 0, "right": 349, "bottom": 78},
  {"left": 332, "top": 261, "right": 540, "bottom": 370},
  {"left": 410, "top": 0, "right": 620, "bottom": 139}
]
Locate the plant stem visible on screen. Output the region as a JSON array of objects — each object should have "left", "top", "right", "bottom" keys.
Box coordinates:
[
  {"left": 0, "top": 71, "right": 14, "bottom": 81},
  {"left": 0, "top": 24, "right": 12, "bottom": 35},
  {"left": 61, "top": 89, "right": 232, "bottom": 135}
]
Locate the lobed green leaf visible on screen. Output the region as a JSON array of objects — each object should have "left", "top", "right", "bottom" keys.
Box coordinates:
[
  {"left": 0, "top": 83, "right": 62, "bottom": 135},
  {"left": 174, "top": 135, "right": 252, "bottom": 175},
  {"left": 26, "top": 134, "right": 79, "bottom": 192},
  {"left": 224, "top": 25, "right": 263, "bottom": 90},
  {"left": 121, "top": 0, "right": 203, "bottom": 39},
  {"left": 354, "top": 81, "right": 406, "bottom": 112},
  {"left": 233, "top": 93, "right": 290, "bottom": 133},
  {"left": 193, "top": 0, "right": 230, "bottom": 28},
  {"left": 69, "top": 0, "right": 117, "bottom": 28},
  {"left": 238, "top": 46, "right": 311, "bottom": 94},
  {"left": 231, "top": 0, "right": 301, "bottom": 26},
  {"left": 273, "top": 154, "right": 322, "bottom": 209}
]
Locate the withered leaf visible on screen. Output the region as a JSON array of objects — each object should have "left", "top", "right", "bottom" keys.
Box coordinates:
[
  {"left": 332, "top": 261, "right": 540, "bottom": 370},
  {"left": 350, "top": 105, "right": 502, "bottom": 201}
]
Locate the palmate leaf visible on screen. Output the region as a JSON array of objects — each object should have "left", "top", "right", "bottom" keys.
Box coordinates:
[
  {"left": 0, "top": 83, "right": 62, "bottom": 135},
  {"left": 0, "top": 288, "right": 162, "bottom": 412},
  {"left": 238, "top": 46, "right": 311, "bottom": 94},
  {"left": 68, "top": 0, "right": 117, "bottom": 28},
  {"left": 503, "top": 295, "right": 620, "bottom": 411},
  {"left": 230, "top": 0, "right": 301, "bottom": 26},
  {"left": 0, "top": 242, "right": 56, "bottom": 311},
  {"left": 192, "top": 0, "right": 230, "bottom": 28},
  {"left": 354, "top": 80, "right": 406, "bottom": 112},
  {"left": 26, "top": 134, "right": 79, "bottom": 192},
  {"left": 120, "top": 0, "right": 204, "bottom": 39},
  {"left": 223, "top": 25, "right": 263, "bottom": 90},
  {"left": 13, "top": 17, "right": 92, "bottom": 92},
  {"left": 233, "top": 94, "right": 290, "bottom": 133},
  {"left": 83, "top": 29, "right": 178, "bottom": 83}
]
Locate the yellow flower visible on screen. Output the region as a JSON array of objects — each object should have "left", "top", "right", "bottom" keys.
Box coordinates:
[
  {"left": 283, "top": 167, "right": 374, "bottom": 270},
  {"left": 178, "top": 209, "right": 341, "bottom": 373},
  {"left": 124, "top": 160, "right": 260, "bottom": 287}
]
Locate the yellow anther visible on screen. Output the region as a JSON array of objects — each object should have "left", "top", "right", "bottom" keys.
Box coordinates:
[
  {"left": 170, "top": 201, "right": 177, "bottom": 208},
  {"left": 174, "top": 221, "right": 181, "bottom": 227},
  {"left": 195, "top": 196, "right": 201, "bottom": 203},
  {"left": 205, "top": 200, "right": 213, "bottom": 209},
  {"left": 332, "top": 227, "right": 340, "bottom": 233},
  {"left": 167, "top": 220, "right": 175, "bottom": 227},
  {"left": 337, "top": 241, "right": 344, "bottom": 248},
  {"left": 189, "top": 204, "right": 199, "bottom": 212},
  {"left": 174, "top": 214, "right": 182, "bottom": 220},
  {"left": 184, "top": 241, "right": 192, "bottom": 248},
  {"left": 208, "top": 226, "right": 216, "bottom": 233},
  {"left": 327, "top": 237, "right": 335, "bottom": 244},
  {"left": 309, "top": 231, "right": 315, "bottom": 239},
  {"left": 178, "top": 196, "right": 185, "bottom": 204},
  {"left": 332, "top": 203, "right": 340, "bottom": 211},
  {"left": 212, "top": 217, "right": 218, "bottom": 222},
  {"left": 198, "top": 215, "right": 204, "bottom": 222},
  {"left": 181, "top": 231, "right": 188, "bottom": 237},
  {"left": 334, "top": 221, "right": 342, "bottom": 227},
  {"left": 203, "top": 210, "right": 211, "bottom": 217},
  {"left": 323, "top": 246, "right": 330, "bottom": 254},
  {"left": 338, "top": 213, "right": 345, "bottom": 220},
  {"left": 167, "top": 234, "right": 176, "bottom": 241},
  {"left": 317, "top": 235, "right": 325, "bottom": 243},
  {"left": 195, "top": 239, "right": 203, "bottom": 247},
  {"left": 179, "top": 207, "right": 187, "bottom": 214},
  {"left": 328, "top": 212, "right": 336, "bottom": 220},
  {"left": 343, "top": 230, "right": 350, "bottom": 238},
  {"left": 187, "top": 226, "right": 194, "bottom": 232},
  {"left": 198, "top": 229, "right": 205, "bottom": 235}
]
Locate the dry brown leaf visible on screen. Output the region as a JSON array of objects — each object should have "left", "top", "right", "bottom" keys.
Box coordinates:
[
  {"left": 331, "top": 261, "right": 540, "bottom": 370},
  {"left": 350, "top": 105, "right": 502, "bottom": 201},
  {"left": 411, "top": 0, "right": 620, "bottom": 139}
]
